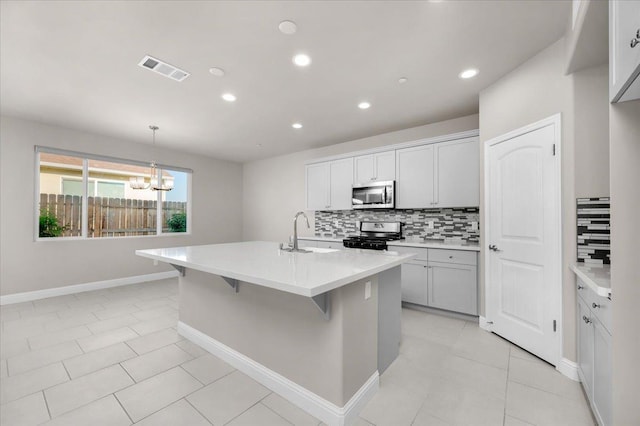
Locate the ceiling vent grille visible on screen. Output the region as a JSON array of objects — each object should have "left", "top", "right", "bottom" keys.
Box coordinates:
[{"left": 138, "top": 55, "right": 190, "bottom": 82}]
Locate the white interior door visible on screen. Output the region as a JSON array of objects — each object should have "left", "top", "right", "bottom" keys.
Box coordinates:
[{"left": 485, "top": 114, "right": 562, "bottom": 366}]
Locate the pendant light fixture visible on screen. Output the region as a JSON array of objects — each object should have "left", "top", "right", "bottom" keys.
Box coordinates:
[{"left": 129, "top": 125, "right": 174, "bottom": 191}]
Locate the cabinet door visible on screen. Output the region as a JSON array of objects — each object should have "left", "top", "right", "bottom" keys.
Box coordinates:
[
  {"left": 401, "top": 261, "right": 428, "bottom": 305},
  {"left": 374, "top": 151, "right": 396, "bottom": 181},
  {"left": 577, "top": 297, "right": 594, "bottom": 395},
  {"left": 434, "top": 138, "right": 479, "bottom": 208},
  {"left": 593, "top": 319, "right": 612, "bottom": 426},
  {"left": 329, "top": 158, "right": 354, "bottom": 210},
  {"left": 306, "top": 163, "right": 330, "bottom": 210},
  {"left": 396, "top": 145, "right": 434, "bottom": 208},
  {"left": 354, "top": 155, "right": 375, "bottom": 184},
  {"left": 610, "top": 0, "right": 640, "bottom": 102},
  {"left": 427, "top": 261, "right": 477, "bottom": 315}
]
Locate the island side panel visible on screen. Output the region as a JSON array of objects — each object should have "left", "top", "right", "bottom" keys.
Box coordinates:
[
  {"left": 377, "top": 266, "right": 401, "bottom": 374},
  {"left": 178, "top": 269, "right": 378, "bottom": 407}
]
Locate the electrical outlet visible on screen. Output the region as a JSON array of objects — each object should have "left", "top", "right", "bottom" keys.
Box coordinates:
[
  {"left": 365, "top": 281, "right": 371, "bottom": 300},
  {"left": 471, "top": 221, "right": 478, "bottom": 231}
]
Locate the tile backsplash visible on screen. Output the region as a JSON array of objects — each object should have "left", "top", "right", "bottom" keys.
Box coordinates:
[
  {"left": 314, "top": 208, "right": 479, "bottom": 242},
  {"left": 577, "top": 197, "right": 610, "bottom": 265}
]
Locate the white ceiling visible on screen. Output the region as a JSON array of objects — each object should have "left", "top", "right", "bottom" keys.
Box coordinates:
[{"left": 0, "top": 1, "right": 570, "bottom": 163}]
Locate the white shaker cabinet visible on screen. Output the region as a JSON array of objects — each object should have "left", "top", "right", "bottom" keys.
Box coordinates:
[
  {"left": 400, "top": 261, "right": 428, "bottom": 306},
  {"left": 610, "top": 0, "right": 640, "bottom": 102},
  {"left": 434, "top": 138, "right": 479, "bottom": 208},
  {"left": 427, "top": 261, "right": 478, "bottom": 315},
  {"left": 354, "top": 151, "right": 396, "bottom": 184},
  {"left": 305, "top": 158, "right": 354, "bottom": 211},
  {"left": 396, "top": 144, "right": 434, "bottom": 208}
]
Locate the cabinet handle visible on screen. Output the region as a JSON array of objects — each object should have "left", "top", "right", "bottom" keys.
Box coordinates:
[
  {"left": 632, "top": 39, "right": 639, "bottom": 48},
  {"left": 592, "top": 303, "right": 600, "bottom": 309},
  {"left": 448, "top": 255, "right": 453, "bottom": 259},
  {"left": 577, "top": 285, "right": 584, "bottom": 290},
  {"left": 582, "top": 315, "right": 591, "bottom": 324}
]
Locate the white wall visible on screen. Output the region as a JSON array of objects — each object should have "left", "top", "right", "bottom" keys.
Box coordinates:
[
  {"left": 479, "top": 38, "right": 578, "bottom": 360},
  {"left": 0, "top": 116, "right": 243, "bottom": 296},
  {"left": 609, "top": 99, "right": 640, "bottom": 425},
  {"left": 242, "top": 114, "right": 479, "bottom": 242}
]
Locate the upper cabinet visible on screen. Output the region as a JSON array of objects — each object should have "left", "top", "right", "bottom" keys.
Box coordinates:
[
  {"left": 396, "top": 137, "right": 479, "bottom": 209},
  {"left": 354, "top": 151, "right": 396, "bottom": 184},
  {"left": 305, "top": 158, "right": 353, "bottom": 211},
  {"left": 610, "top": 0, "right": 640, "bottom": 102}
]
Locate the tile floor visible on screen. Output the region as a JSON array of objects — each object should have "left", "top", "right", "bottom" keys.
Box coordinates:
[{"left": 0, "top": 278, "right": 595, "bottom": 426}]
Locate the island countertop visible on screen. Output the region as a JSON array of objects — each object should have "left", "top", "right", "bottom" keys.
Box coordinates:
[{"left": 136, "top": 241, "right": 415, "bottom": 297}]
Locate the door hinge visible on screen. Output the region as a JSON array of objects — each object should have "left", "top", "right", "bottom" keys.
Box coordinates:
[
  {"left": 552, "top": 144, "right": 556, "bottom": 156},
  {"left": 553, "top": 320, "right": 557, "bottom": 332}
]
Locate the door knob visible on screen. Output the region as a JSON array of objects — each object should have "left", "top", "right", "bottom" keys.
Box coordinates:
[
  {"left": 488, "top": 244, "right": 500, "bottom": 251},
  {"left": 582, "top": 315, "right": 591, "bottom": 324}
]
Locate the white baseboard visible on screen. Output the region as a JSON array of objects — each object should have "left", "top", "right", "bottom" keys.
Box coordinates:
[
  {"left": 178, "top": 321, "right": 379, "bottom": 426},
  {"left": 0, "top": 271, "right": 179, "bottom": 305},
  {"left": 478, "top": 315, "right": 493, "bottom": 331},
  {"left": 557, "top": 357, "right": 580, "bottom": 381}
]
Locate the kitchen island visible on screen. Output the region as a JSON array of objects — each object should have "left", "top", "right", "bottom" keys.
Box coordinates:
[{"left": 136, "top": 241, "right": 414, "bottom": 426}]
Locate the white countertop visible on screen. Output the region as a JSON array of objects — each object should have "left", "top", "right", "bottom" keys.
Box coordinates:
[
  {"left": 299, "top": 236, "right": 480, "bottom": 252},
  {"left": 136, "top": 241, "right": 415, "bottom": 298},
  {"left": 571, "top": 263, "right": 611, "bottom": 297}
]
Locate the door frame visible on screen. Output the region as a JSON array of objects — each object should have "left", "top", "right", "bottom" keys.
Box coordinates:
[{"left": 483, "top": 113, "right": 563, "bottom": 367}]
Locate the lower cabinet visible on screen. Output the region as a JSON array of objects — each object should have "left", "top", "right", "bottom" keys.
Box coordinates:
[
  {"left": 400, "top": 248, "right": 478, "bottom": 315},
  {"left": 576, "top": 278, "right": 612, "bottom": 426}
]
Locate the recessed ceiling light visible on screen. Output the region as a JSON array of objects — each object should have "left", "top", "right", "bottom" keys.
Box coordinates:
[
  {"left": 209, "top": 67, "right": 225, "bottom": 77},
  {"left": 358, "top": 102, "right": 371, "bottom": 110},
  {"left": 398, "top": 77, "right": 408, "bottom": 84},
  {"left": 293, "top": 54, "right": 311, "bottom": 67},
  {"left": 222, "top": 93, "right": 236, "bottom": 102},
  {"left": 292, "top": 123, "right": 303, "bottom": 129},
  {"left": 459, "top": 68, "right": 479, "bottom": 79},
  {"left": 279, "top": 20, "right": 297, "bottom": 35}
]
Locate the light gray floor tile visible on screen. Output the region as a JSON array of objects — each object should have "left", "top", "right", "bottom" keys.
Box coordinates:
[
  {"left": 1, "top": 362, "right": 68, "bottom": 404},
  {"left": 125, "top": 328, "right": 182, "bottom": 355},
  {"left": 94, "top": 305, "right": 141, "bottom": 321},
  {"left": 45, "top": 364, "right": 134, "bottom": 418},
  {"left": 2, "top": 322, "right": 46, "bottom": 341},
  {"left": 379, "top": 355, "right": 433, "bottom": 398},
  {"left": 411, "top": 410, "right": 451, "bottom": 426},
  {"left": 1, "top": 359, "right": 7, "bottom": 378},
  {"left": 1, "top": 338, "right": 30, "bottom": 360},
  {"left": 508, "top": 356, "right": 585, "bottom": 401},
  {"left": 134, "top": 399, "right": 210, "bottom": 426},
  {"left": 42, "top": 395, "right": 131, "bottom": 426},
  {"left": 504, "top": 415, "right": 535, "bottom": 426},
  {"left": 115, "top": 366, "right": 202, "bottom": 422},
  {"left": 261, "top": 393, "right": 321, "bottom": 426},
  {"left": 438, "top": 354, "right": 508, "bottom": 400},
  {"left": 131, "top": 306, "right": 177, "bottom": 321},
  {"left": 401, "top": 314, "right": 463, "bottom": 347},
  {"left": 506, "top": 381, "right": 594, "bottom": 426},
  {"left": 121, "top": 344, "right": 192, "bottom": 382},
  {"left": 86, "top": 314, "right": 140, "bottom": 334},
  {"left": 77, "top": 326, "right": 139, "bottom": 353},
  {"left": 45, "top": 312, "right": 99, "bottom": 332},
  {"left": 510, "top": 344, "right": 548, "bottom": 365},
  {"left": 352, "top": 418, "right": 375, "bottom": 426},
  {"left": 129, "top": 314, "right": 177, "bottom": 335},
  {"left": 187, "top": 370, "right": 270, "bottom": 425},
  {"left": 175, "top": 339, "right": 207, "bottom": 358},
  {"left": 0, "top": 391, "right": 50, "bottom": 426},
  {"left": 5, "top": 312, "right": 58, "bottom": 326},
  {"left": 63, "top": 342, "right": 137, "bottom": 379},
  {"left": 180, "top": 353, "right": 235, "bottom": 385},
  {"left": 0, "top": 309, "right": 21, "bottom": 322},
  {"left": 227, "top": 402, "right": 292, "bottom": 426},
  {"left": 133, "top": 297, "right": 175, "bottom": 311},
  {"left": 451, "top": 327, "right": 510, "bottom": 370},
  {"left": 360, "top": 382, "right": 424, "bottom": 426},
  {"left": 8, "top": 341, "right": 83, "bottom": 375},
  {"left": 28, "top": 325, "right": 92, "bottom": 350}
]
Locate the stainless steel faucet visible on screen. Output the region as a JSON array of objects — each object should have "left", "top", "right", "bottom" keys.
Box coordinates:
[{"left": 292, "top": 211, "right": 310, "bottom": 251}]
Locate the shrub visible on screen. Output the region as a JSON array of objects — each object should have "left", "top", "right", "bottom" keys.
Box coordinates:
[
  {"left": 39, "top": 210, "right": 65, "bottom": 237},
  {"left": 167, "top": 212, "right": 187, "bottom": 232}
]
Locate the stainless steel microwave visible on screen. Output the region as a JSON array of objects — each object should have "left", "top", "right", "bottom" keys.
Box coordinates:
[{"left": 352, "top": 181, "right": 395, "bottom": 209}]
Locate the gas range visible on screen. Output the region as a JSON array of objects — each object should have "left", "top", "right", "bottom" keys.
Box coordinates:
[{"left": 342, "top": 221, "right": 403, "bottom": 251}]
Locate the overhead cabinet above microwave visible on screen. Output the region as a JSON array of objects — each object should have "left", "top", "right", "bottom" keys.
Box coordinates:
[{"left": 305, "top": 131, "right": 479, "bottom": 211}]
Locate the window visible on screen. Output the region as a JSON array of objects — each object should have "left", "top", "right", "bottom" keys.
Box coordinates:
[{"left": 36, "top": 147, "right": 192, "bottom": 239}]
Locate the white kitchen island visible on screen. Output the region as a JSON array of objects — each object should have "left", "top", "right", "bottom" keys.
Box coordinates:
[{"left": 136, "top": 241, "right": 414, "bottom": 426}]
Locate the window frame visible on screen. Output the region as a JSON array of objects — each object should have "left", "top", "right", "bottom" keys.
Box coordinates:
[{"left": 35, "top": 146, "right": 193, "bottom": 241}]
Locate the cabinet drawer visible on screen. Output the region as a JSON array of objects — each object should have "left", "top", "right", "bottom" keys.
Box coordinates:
[
  {"left": 577, "top": 278, "right": 612, "bottom": 334},
  {"left": 428, "top": 249, "right": 477, "bottom": 266},
  {"left": 389, "top": 246, "right": 428, "bottom": 261}
]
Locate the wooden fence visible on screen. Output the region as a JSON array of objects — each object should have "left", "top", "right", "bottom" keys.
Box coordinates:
[{"left": 39, "top": 194, "right": 186, "bottom": 237}]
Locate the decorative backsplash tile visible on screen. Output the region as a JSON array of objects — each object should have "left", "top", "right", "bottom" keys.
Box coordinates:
[
  {"left": 314, "top": 208, "right": 479, "bottom": 242},
  {"left": 577, "top": 197, "right": 610, "bottom": 265}
]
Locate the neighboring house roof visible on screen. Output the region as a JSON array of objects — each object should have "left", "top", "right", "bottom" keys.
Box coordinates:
[{"left": 40, "top": 153, "right": 173, "bottom": 178}]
